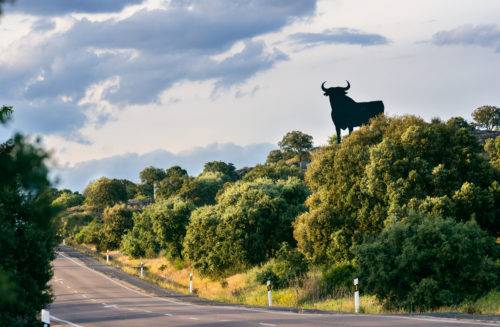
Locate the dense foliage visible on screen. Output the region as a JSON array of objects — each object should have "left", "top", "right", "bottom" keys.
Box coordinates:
[
  {"left": 102, "top": 204, "right": 133, "bottom": 250},
  {"left": 83, "top": 177, "right": 128, "bottom": 209},
  {"left": 0, "top": 106, "right": 57, "bottom": 325},
  {"left": 183, "top": 177, "right": 308, "bottom": 278},
  {"left": 255, "top": 243, "right": 309, "bottom": 289},
  {"left": 156, "top": 166, "right": 189, "bottom": 199},
  {"left": 485, "top": 136, "right": 500, "bottom": 170},
  {"left": 294, "top": 115, "right": 498, "bottom": 264},
  {"left": 177, "top": 171, "right": 230, "bottom": 206},
  {"left": 267, "top": 130, "right": 313, "bottom": 164},
  {"left": 121, "top": 198, "right": 193, "bottom": 259},
  {"left": 52, "top": 190, "right": 84, "bottom": 209},
  {"left": 356, "top": 213, "right": 499, "bottom": 310}
]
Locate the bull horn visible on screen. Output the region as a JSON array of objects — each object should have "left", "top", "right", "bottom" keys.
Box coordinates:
[
  {"left": 321, "top": 81, "right": 328, "bottom": 91},
  {"left": 343, "top": 80, "right": 350, "bottom": 90}
]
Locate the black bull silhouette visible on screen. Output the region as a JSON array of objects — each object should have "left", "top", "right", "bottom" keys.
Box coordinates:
[{"left": 322, "top": 81, "right": 384, "bottom": 143}]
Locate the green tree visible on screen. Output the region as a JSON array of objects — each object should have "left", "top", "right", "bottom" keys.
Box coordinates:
[
  {"left": 166, "top": 165, "right": 188, "bottom": 178},
  {"left": 156, "top": 166, "right": 189, "bottom": 200},
  {"left": 472, "top": 105, "right": 500, "bottom": 131},
  {"left": 484, "top": 136, "right": 500, "bottom": 170},
  {"left": 243, "top": 162, "right": 304, "bottom": 182},
  {"left": 178, "top": 171, "right": 230, "bottom": 206},
  {"left": 278, "top": 130, "right": 313, "bottom": 162},
  {"left": 183, "top": 177, "right": 308, "bottom": 277},
  {"left": 203, "top": 161, "right": 238, "bottom": 181},
  {"left": 0, "top": 106, "right": 57, "bottom": 325},
  {"left": 117, "top": 179, "right": 139, "bottom": 199},
  {"left": 56, "top": 211, "right": 93, "bottom": 239},
  {"left": 75, "top": 220, "right": 105, "bottom": 250},
  {"left": 102, "top": 204, "right": 133, "bottom": 250},
  {"left": 356, "top": 213, "right": 499, "bottom": 310},
  {"left": 83, "top": 177, "right": 128, "bottom": 209},
  {"left": 121, "top": 198, "right": 193, "bottom": 259},
  {"left": 139, "top": 166, "right": 166, "bottom": 185},
  {"left": 51, "top": 191, "right": 84, "bottom": 209},
  {"left": 294, "top": 115, "right": 498, "bottom": 264},
  {"left": 266, "top": 149, "right": 285, "bottom": 164}
]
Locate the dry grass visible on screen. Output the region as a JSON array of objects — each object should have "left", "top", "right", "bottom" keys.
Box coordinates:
[{"left": 72, "top": 243, "right": 499, "bottom": 315}]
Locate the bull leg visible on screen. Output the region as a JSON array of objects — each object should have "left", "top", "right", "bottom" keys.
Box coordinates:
[
  {"left": 348, "top": 126, "right": 353, "bottom": 134},
  {"left": 336, "top": 127, "right": 341, "bottom": 144}
]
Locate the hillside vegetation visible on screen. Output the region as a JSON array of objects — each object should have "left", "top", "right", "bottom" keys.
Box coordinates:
[{"left": 57, "top": 115, "right": 500, "bottom": 314}]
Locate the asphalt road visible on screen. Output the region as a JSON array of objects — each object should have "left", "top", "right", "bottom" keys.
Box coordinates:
[{"left": 50, "top": 246, "right": 498, "bottom": 327}]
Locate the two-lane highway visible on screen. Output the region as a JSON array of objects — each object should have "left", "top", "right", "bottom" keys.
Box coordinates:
[{"left": 50, "top": 246, "right": 498, "bottom": 326}]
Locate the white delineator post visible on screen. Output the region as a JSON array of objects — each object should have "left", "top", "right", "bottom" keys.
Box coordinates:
[
  {"left": 189, "top": 272, "right": 193, "bottom": 294},
  {"left": 62, "top": 238, "right": 66, "bottom": 246},
  {"left": 267, "top": 280, "right": 272, "bottom": 307},
  {"left": 41, "top": 309, "right": 50, "bottom": 327},
  {"left": 106, "top": 250, "right": 109, "bottom": 263},
  {"left": 354, "top": 278, "right": 360, "bottom": 313},
  {"left": 140, "top": 262, "right": 144, "bottom": 278}
]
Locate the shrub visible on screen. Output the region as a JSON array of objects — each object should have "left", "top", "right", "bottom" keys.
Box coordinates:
[
  {"left": 121, "top": 198, "right": 193, "bottom": 258},
  {"left": 51, "top": 191, "right": 84, "bottom": 209},
  {"left": 120, "top": 213, "right": 158, "bottom": 258},
  {"left": 319, "top": 262, "right": 357, "bottom": 298},
  {"left": 83, "top": 177, "right": 128, "bottom": 209},
  {"left": 356, "top": 213, "right": 499, "bottom": 310},
  {"left": 255, "top": 244, "right": 309, "bottom": 289},
  {"left": 178, "top": 171, "right": 230, "bottom": 206},
  {"left": 102, "top": 204, "right": 133, "bottom": 250},
  {"left": 183, "top": 178, "right": 308, "bottom": 278},
  {"left": 58, "top": 211, "right": 93, "bottom": 239},
  {"left": 75, "top": 220, "right": 105, "bottom": 250}
]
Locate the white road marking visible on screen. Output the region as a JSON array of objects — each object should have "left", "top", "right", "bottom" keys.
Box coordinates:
[
  {"left": 90, "top": 299, "right": 97, "bottom": 302},
  {"left": 104, "top": 304, "right": 119, "bottom": 309},
  {"left": 188, "top": 317, "right": 199, "bottom": 320},
  {"left": 164, "top": 313, "right": 173, "bottom": 316},
  {"left": 81, "top": 294, "right": 88, "bottom": 298},
  {"left": 259, "top": 323, "right": 277, "bottom": 327},
  {"left": 143, "top": 310, "right": 153, "bottom": 313},
  {"left": 51, "top": 315, "right": 84, "bottom": 327},
  {"left": 57, "top": 251, "right": 189, "bottom": 306}
]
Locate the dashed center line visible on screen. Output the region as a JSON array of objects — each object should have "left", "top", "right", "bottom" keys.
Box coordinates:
[
  {"left": 259, "top": 323, "right": 277, "bottom": 326},
  {"left": 188, "top": 317, "right": 199, "bottom": 320}
]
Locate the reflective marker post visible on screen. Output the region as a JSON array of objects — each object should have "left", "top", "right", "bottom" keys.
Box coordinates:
[
  {"left": 106, "top": 250, "right": 109, "bottom": 263},
  {"left": 41, "top": 309, "right": 50, "bottom": 327},
  {"left": 354, "top": 278, "right": 360, "bottom": 313},
  {"left": 189, "top": 272, "right": 193, "bottom": 294},
  {"left": 140, "top": 262, "right": 144, "bottom": 278},
  {"left": 267, "top": 280, "right": 272, "bottom": 307}
]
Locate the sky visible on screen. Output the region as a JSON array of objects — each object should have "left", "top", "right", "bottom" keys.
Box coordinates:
[{"left": 1, "top": 0, "right": 500, "bottom": 191}]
